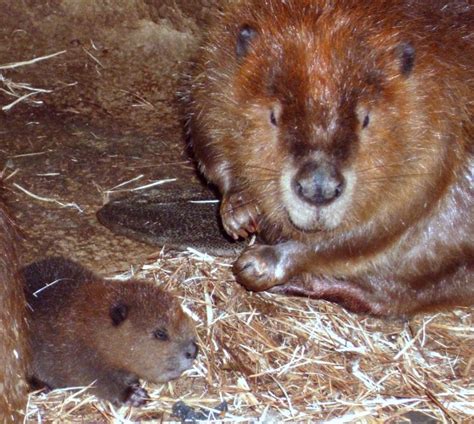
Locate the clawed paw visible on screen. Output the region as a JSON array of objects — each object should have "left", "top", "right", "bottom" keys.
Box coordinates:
[
  {"left": 221, "top": 191, "right": 260, "bottom": 240},
  {"left": 233, "top": 245, "right": 285, "bottom": 291},
  {"left": 125, "top": 384, "right": 148, "bottom": 407}
]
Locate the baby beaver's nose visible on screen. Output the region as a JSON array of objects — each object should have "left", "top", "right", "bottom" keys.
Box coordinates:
[
  {"left": 292, "top": 161, "right": 345, "bottom": 206},
  {"left": 185, "top": 341, "right": 199, "bottom": 360}
]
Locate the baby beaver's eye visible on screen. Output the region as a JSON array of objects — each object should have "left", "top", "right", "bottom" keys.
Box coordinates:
[
  {"left": 153, "top": 328, "right": 169, "bottom": 341},
  {"left": 362, "top": 114, "right": 370, "bottom": 129},
  {"left": 270, "top": 110, "right": 277, "bottom": 126}
]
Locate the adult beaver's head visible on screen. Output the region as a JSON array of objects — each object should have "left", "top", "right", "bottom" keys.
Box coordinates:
[{"left": 190, "top": 0, "right": 464, "bottom": 242}]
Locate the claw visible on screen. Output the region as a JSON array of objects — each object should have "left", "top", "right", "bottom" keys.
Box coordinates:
[{"left": 221, "top": 191, "right": 260, "bottom": 240}]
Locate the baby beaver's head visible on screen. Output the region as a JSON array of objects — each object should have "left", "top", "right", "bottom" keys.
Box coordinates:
[
  {"left": 90, "top": 281, "right": 197, "bottom": 384},
  {"left": 194, "top": 1, "right": 455, "bottom": 240}
]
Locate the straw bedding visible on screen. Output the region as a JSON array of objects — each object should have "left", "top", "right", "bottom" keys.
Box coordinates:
[{"left": 25, "top": 250, "right": 473, "bottom": 422}]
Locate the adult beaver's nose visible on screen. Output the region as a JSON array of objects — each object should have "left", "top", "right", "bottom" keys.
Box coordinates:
[{"left": 292, "top": 160, "right": 345, "bottom": 206}]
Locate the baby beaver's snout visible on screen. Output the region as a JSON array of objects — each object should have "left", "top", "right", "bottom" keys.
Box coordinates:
[
  {"left": 175, "top": 340, "right": 199, "bottom": 376},
  {"left": 292, "top": 160, "right": 345, "bottom": 206},
  {"left": 184, "top": 341, "right": 199, "bottom": 360}
]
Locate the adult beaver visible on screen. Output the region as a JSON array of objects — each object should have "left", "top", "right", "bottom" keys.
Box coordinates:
[
  {"left": 186, "top": 0, "right": 473, "bottom": 317},
  {"left": 0, "top": 200, "right": 29, "bottom": 422}
]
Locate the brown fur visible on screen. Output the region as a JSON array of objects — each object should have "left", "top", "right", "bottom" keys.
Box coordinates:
[
  {"left": 23, "top": 257, "right": 197, "bottom": 406},
  {"left": 0, "top": 201, "right": 29, "bottom": 423},
  {"left": 186, "top": 0, "right": 473, "bottom": 317}
]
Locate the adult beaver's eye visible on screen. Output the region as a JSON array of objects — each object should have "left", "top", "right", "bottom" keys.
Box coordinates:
[
  {"left": 153, "top": 328, "right": 169, "bottom": 341},
  {"left": 357, "top": 104, "right": 370, "bottom": 130},
  {"left": 362, "top": 114, "right": 370, "bottom": 129},
  {"left": 270, "top": 110, "right": 277, "bottom": 126}
]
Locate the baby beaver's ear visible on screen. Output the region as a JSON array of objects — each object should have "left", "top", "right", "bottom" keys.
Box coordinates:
[
  {"left": 110, "top": 302, "right": 129, "bottom": 326},
  {"left": 398, "top": 42, "right": 416, "bottom": 77},
  {"left": 236, "top": 24, "right": 258, "bottom": 59}
]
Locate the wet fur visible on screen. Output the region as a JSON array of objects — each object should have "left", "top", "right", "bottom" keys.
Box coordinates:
[
  {"left": 186, "top": 0, "right": 473, "bottom": 317},
  {"left": 0, "top": 201, "right": 29, "bottom": 423}
]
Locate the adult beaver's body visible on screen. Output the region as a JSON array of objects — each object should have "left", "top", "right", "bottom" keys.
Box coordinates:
[
  {"left": 186, "top": 0, "right": 473, "bottom": 317},
  {"left": 23, "top": 257, "right": 198, "bottom": 405},
  {"left": 0, "top": 202, "right": 29, "bottom": 422}
]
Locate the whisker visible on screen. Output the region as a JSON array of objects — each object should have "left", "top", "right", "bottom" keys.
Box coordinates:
[
  {"left": 246, "top": 177, "right": 280, "bottom": 185},
  {"left": 243, "top": 164, "right": 280, "bottom": 174},
  {"left": 220, "top": 185, "right": 279, "bottom": 214},
  {"left": 361, "top": 181, "right": 435, "bottom": 193},
  {"left": 362, "top": 173, "right": 435, "bottom": 183},
  {"left": 355, "top": 159, "right": 423, "bottom": 175}
]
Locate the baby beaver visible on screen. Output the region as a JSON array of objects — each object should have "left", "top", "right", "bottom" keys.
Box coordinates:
[{"left": 23, "top": 257, "right": 197, "bottom": 406}]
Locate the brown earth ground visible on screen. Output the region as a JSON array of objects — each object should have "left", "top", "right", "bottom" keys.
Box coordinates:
[
  {"left": 0, "top": 1, "right": 472, "bottom": 422},
  {"left": 0, "top": 0, "right": 219, "bottom": 271}
]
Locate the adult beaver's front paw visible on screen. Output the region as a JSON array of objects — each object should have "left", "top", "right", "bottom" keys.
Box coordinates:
[
  {"left": 221, "top": 191, "right": 260, "bottom": 240},
  {"left": 233, "top": 245, "right": 287, "bottom": 291}
]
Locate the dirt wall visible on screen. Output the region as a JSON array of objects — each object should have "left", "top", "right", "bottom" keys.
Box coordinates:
[{"left": 0, "top": 0, "right": 224, "bottom": 132}]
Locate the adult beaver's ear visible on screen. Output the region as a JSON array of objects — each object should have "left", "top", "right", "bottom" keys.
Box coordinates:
[
  {"left": 110, "top": 302, "right": 129, "bottom": 326},
  {"left": 398, "top": 42, "right": 416, "bottom": 77},
  {"left": 236, "top": 24, "right": 258, "bottom": 59}
]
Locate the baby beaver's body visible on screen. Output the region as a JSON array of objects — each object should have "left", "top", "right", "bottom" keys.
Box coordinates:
[
  {"left": 23, "top": 257, "right": 197, "bottom": 406},
  {"left": 187, "top": 0, "right": 473, "bottom": 317}
]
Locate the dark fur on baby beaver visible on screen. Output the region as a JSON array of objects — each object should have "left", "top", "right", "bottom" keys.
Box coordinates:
[
  {"left": 23, "top": 257, "right": 197, "bottom": 406},
  {"left": 186, "top": 0, "right": 473, "bottom": 317}
]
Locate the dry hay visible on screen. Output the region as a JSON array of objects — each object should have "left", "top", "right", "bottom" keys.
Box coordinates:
[{"left": 25, "top": 249, "right": 473, "bottom": 423}]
